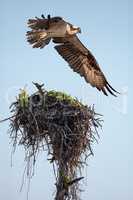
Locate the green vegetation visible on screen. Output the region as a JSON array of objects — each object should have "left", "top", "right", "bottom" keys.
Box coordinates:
[
  {"left": 47, "top": 90, "right": 82, "bottom": 107},
  {"left": 8, "top": 83, "right": 102, "bottom": 200}
]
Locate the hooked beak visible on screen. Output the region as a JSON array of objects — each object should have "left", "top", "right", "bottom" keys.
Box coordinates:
[
  {"left": 72, "top": 25, "right": 81, "bottom": 33},
  {"left": 78, "top": 27, "right": 81, "bottom": 33}
]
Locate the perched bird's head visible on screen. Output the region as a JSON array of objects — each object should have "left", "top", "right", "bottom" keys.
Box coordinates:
[{"left": 67, "top": 24, "right": 81, "bottom": 35}]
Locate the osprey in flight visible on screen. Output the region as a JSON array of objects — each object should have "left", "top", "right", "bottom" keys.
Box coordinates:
[{"left": 26, "top": 14, "right": 119, "bottom": 96}]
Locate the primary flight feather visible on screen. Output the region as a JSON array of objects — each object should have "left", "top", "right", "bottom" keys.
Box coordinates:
[{"left": 26, "top": 14, "right": 119, "bottom": 96}]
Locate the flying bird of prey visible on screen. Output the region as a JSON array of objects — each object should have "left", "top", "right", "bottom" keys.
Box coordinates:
[{"left": 26, "top": 14, "right": 119, "bottom": 96}]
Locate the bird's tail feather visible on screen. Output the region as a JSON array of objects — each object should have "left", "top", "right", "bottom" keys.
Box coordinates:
[{"left": 26, "top": 30, "right": 51, "bottom": 48}]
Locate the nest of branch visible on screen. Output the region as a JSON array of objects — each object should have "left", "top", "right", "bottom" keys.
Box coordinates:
[{"left": 9, "top": 83, "right": 102, "bottom": 200}]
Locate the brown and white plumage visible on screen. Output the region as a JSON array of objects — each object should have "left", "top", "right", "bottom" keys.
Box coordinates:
[
  {"left": 26, "top": 15, "right": 119, "bottom": 96},
  {"left": 54, "top": 36, "right": 119, "bottom": 96}
]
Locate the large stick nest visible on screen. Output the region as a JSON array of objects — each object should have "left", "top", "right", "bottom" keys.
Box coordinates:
[{"left": 9, "top": 83, "right": 102, "bottom": 200}]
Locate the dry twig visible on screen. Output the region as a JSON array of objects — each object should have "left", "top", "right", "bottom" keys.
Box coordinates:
[{"left": 7, "top": 83, "right": 102, "bottom": 200}]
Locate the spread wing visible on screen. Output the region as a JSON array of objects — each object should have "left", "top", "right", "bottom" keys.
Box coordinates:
[
  {"left": 27, "top": 16, "right": 51, "bottom": 48},
  {"left": 26, "top": 15, "right": 66, "bottom": 48},
  {"left": 27, "top": 16, "right": 63, "bottom": 30},
  {"left": 27, "top": 17, "right": 49, "bottom": 30},
  {"left": 54, "top": 36, "right": 119, "bottom": 96}
]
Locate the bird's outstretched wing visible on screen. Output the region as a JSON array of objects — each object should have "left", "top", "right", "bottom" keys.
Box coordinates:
[
  {"left": 26, "top": 15, "right": 67, "bottom": 48},
  {"left": 54, "top": 36, "right": 119, "bottom": 96},
  {"left": 27, "top": 15, "right": 63, "bottom": 30},
  {"left": 27, "top": 15, "right": 51, "bottom": 48},
  {"left": 27, "top": 17, "right": 49, "bottom": 30}
]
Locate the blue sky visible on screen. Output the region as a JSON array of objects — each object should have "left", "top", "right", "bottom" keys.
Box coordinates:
[{"left": 0, "top": 0, "right": 131, "bottom": 200}]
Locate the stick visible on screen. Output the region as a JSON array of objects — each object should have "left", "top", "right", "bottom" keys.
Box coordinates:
[{"left": 0, "top": 115, "right": 16, "bottom": 123}]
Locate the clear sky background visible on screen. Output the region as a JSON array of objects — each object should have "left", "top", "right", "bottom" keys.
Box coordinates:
[{"left": 0, "top": 0, "right": 131, "bottom": 200}]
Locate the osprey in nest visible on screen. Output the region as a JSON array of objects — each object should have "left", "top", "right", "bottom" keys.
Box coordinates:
[{"left": 26, "top": 14, "right": 119, "bottom": 96}]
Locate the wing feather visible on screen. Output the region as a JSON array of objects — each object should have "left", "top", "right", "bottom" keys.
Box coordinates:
[
  {"left": 27, "top": 17, "right": 49, "bottom": 30},
  {"left": 26, "top": 16, "right": 119, "bottom": 96},
  {"left": 54, "top": 40, "right": 119, "bottom": 96}
]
